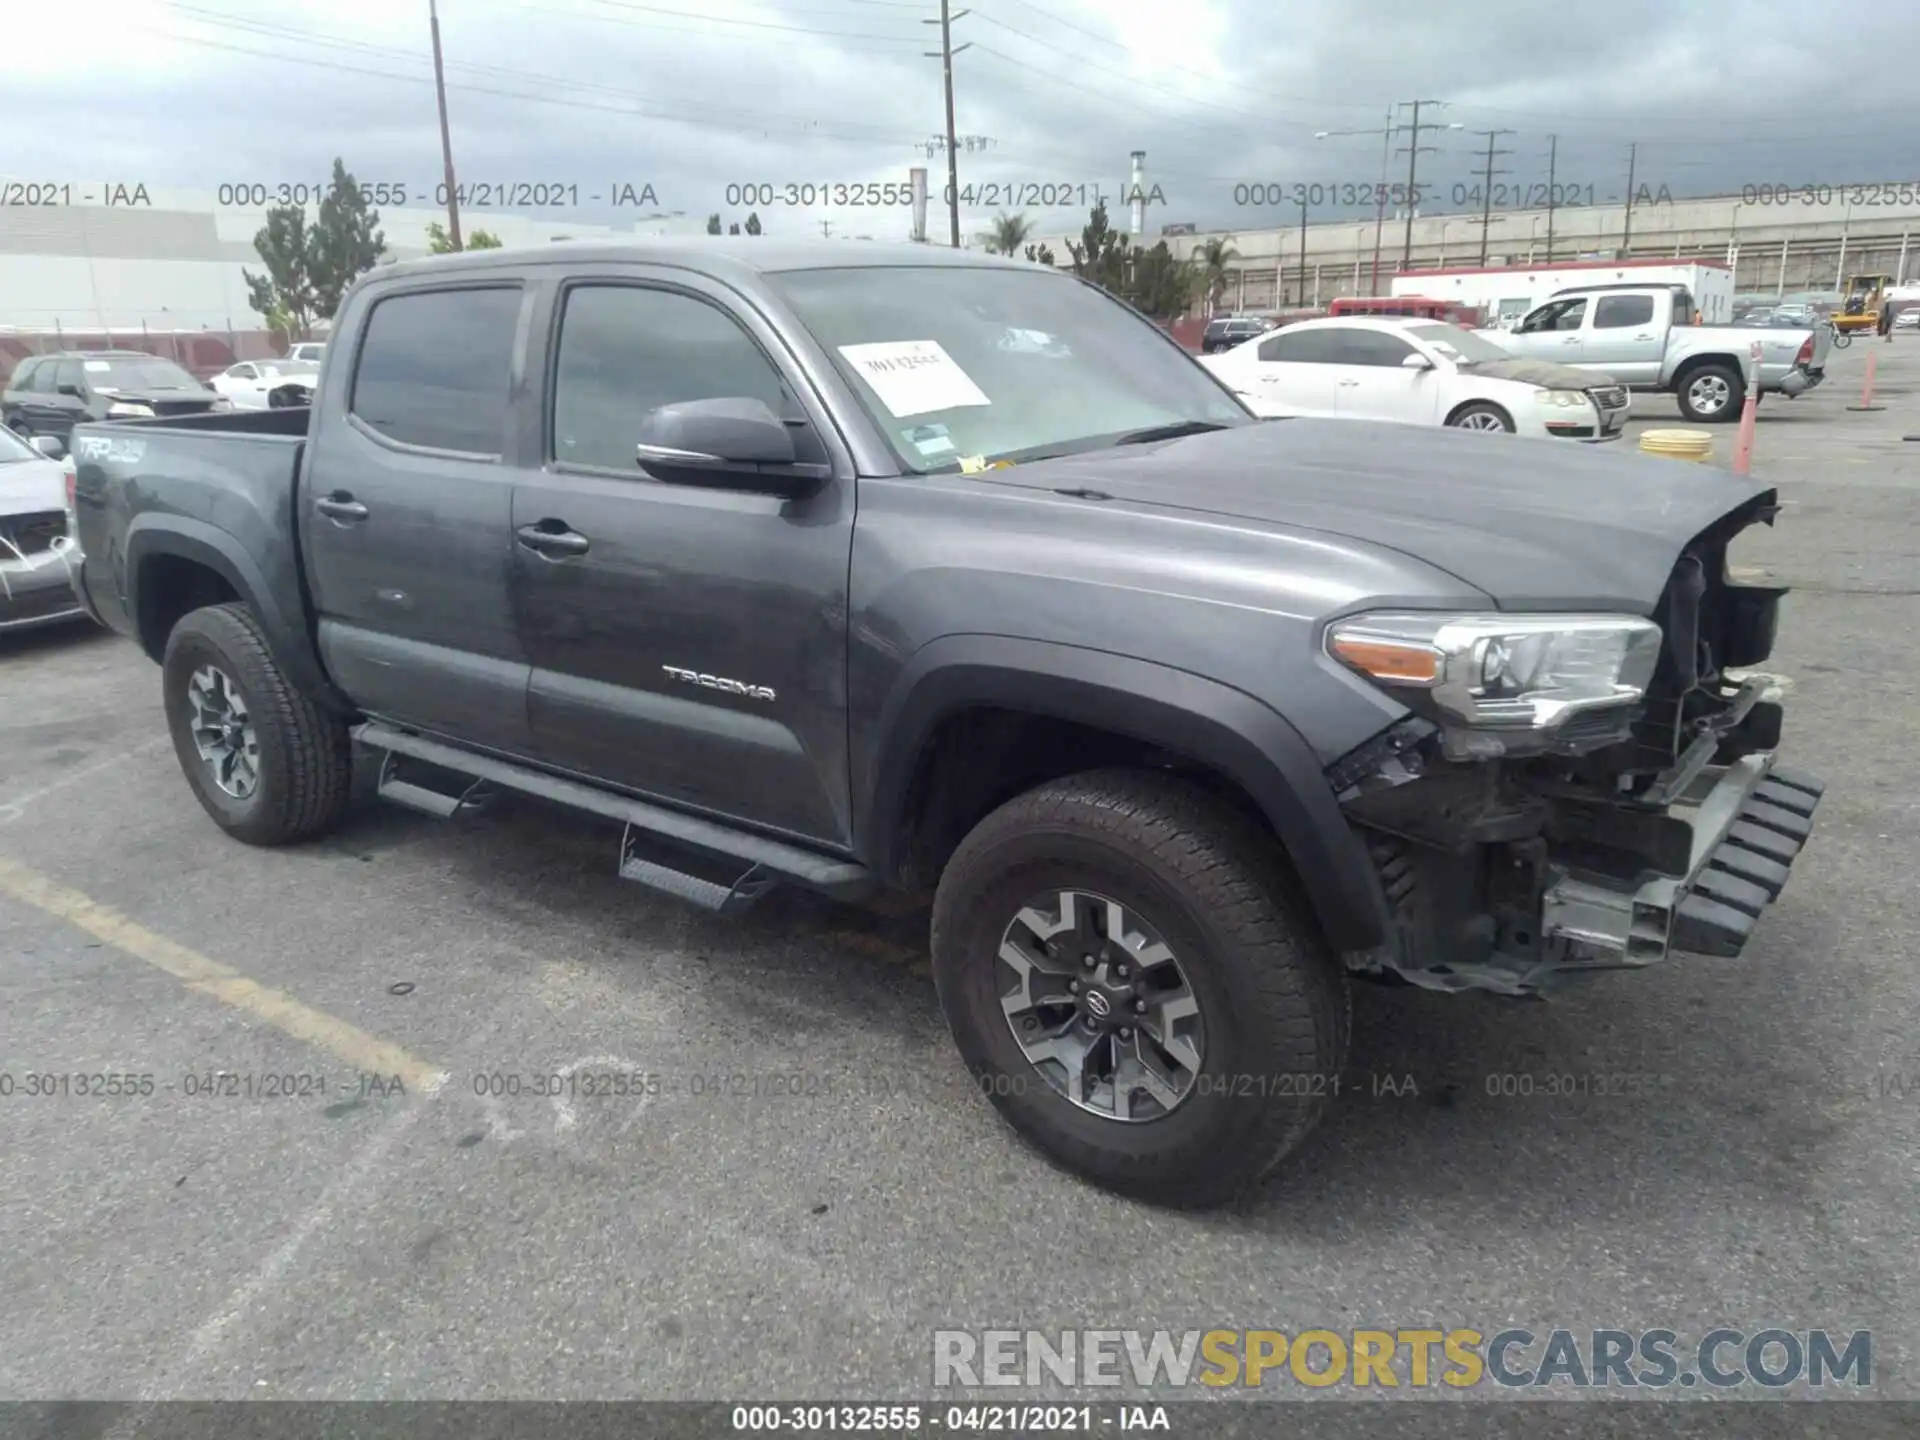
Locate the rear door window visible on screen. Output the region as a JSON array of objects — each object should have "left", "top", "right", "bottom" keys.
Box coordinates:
[
  {"left": 1594, "top": 294, "right": 1655, "bottom": 328},
  {"left": 349, "top": 286, "right": 523, "bottom": 455}
]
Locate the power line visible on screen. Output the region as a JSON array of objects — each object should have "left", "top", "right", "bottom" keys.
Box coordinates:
[
  {"left": 565, "top": 0, "right": 928, "bottom": 42},
  {"left": 153, "top": 5, "right": 919, "bottom": 145},
  {"left": 969, "top": 11, "right": 1315, "bottom": 131}
]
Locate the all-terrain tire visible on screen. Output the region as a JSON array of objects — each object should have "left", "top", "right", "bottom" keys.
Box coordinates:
[
  {"left": 161, "top": 602, "right": 353, "bottom": 845},
  {"left": 930, "top": 768, "right": 1350, "bottom": 1208}
]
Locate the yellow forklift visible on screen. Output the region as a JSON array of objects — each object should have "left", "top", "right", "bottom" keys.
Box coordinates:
[{"left": 1833, "top": 273, "right": 1895, "bottom": 335}]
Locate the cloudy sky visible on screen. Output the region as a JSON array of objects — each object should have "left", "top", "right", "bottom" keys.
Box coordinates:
[{"left": 14, "top": 0, "right": 1920, "bottom": 242}]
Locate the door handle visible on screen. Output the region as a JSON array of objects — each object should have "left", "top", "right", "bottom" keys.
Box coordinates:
[
  {"left": 516, "top": 522, "right": 590, "bottom": 557},
  {"left": 1338, "top": 378, "right": 1359, "bottom": 387},
  {"left": 315, "top": 494, "right": 368, "bottom": 521}
]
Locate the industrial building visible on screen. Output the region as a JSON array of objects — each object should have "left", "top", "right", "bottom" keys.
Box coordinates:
[
  {"left": 1032, "top": 177, "right": 1920, "bottom": 313},
  {"left": 7, "top": 171, "right": 1919, "bottom": 355},
  {"left": 0, "top": 184, "right": 709, "bottom": 344}
]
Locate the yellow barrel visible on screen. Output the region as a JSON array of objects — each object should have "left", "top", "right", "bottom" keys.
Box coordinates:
[{"left": 1638, "top": 428, "right": 1714, "bottom": 462}]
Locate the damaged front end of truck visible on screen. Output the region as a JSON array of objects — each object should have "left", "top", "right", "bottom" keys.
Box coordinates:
[{"left": 1323, "top": 489, "right": 1823, "bottom": 996}]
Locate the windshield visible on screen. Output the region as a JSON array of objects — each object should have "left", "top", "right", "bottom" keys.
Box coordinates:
[
  {"left": 0, "top": 425, "right": 38, "bottom": 463},
  {"left": 91, "top": 357, "right": 203, "bottom": 391},
  {"left": 261, "top": 361, "right": 319, "bottom": 378},
  {"left": 1406, "top": 323, "right": 1511, "bottom": 364},
  {"left": 771, "top": 265, "right": 1250, "bottom": 471}
]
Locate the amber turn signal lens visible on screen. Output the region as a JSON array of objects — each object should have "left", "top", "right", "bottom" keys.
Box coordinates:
[{"left": 1329, "top": 636, "right": 1441, "bottom": 683}]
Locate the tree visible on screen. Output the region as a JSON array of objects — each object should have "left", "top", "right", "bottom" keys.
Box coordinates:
[
  {"left": 983, "top": 211, "right": 1034, "bottom": 256},
  {"left": 1127, "top": 240, "right": 1196, "bottom": 321},
  {"left": 744, "top": 212, "right": 762, "bottom": 236},
  {"left": 1023, "top": 241, "right": 1057, "bottom": 267},
  {"left": 243, "top": 206, "right": 318, "bottom": 341},
  {"left": 425, "top": 221, "right": 502, "bottom": 253},
  {"left": 1194, "top": 235, "right": 1239, "bottom": 315},
  {"left": 707, "top": 213, "right": 723, "bottom": 235},
  {"left": 307, "top": 159, "right": 386, "bottom": 321},
  {"left": 728, "top": 221, "right": 741, "bottom": 235},
  {"left": 1066, "top": 200, "right": 1130, "bottom": 295}
]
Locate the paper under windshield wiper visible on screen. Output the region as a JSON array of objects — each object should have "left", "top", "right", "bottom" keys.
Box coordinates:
[{"left": 1112, "top": 421, "right": 1230, "bottom": 446}]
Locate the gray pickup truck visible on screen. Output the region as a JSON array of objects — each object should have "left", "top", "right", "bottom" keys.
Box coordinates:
[
  {"left": 1492, "top": 283, "right": 1828, "bottom": 422},
  {"left": 70, "top": 241, "right": 1822, "bottom": 1206}
]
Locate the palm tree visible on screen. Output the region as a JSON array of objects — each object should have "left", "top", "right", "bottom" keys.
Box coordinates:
[
  {"left": 984, "top": 211, "right": 1036, "bottom": 256},
  {"left": 1195, "top": 236, "right": 1239, "bottom": 314}
]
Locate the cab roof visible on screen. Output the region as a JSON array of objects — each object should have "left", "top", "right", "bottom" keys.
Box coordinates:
[{"left": 371, "top": 238, "right": 1043, "bottom": 287}]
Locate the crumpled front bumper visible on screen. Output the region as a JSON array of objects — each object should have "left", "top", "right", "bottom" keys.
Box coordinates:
[
  {"left": 0, "top": 538, "right": 87, "bottom": 632},
  {"left": 1542, "top": 754, "right": 1823, "bottom": 964}
]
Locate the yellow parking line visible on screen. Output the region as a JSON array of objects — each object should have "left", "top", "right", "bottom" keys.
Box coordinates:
[{"left": 0, "top": 857, "right": 449, "bottom": 1094}]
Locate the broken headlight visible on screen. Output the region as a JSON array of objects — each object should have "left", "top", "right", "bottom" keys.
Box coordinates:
[{"left": 1326, "top": 612, "right": 1663, "bottom": 734}]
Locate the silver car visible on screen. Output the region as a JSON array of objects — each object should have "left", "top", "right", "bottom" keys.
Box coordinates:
[{"left": 0, "top": 426, "right": 87, "bottom": 633}]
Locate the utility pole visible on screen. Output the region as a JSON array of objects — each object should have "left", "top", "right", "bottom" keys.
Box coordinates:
[
  {"left": 1370, "top": 108, "right": 1391, "bottom": 293},
  {"left": 923, "top": 2, "right": 971, "bottom": 248},
  {"left": 1296, "top": 197, "right": 1309, "bottom": 306},
  {"left": 1543, "top": 134, "right": 1558, "bottom": 265},
  {"left": 1621, "top": 141, "right": 1638, "bottom": 256},
  {"left": 1394, "top": 100, "right": 1450, "bottom": 272},
  {"left": 429, "top": 0, "right": 462, "bottom": 251},
  {"left": 1471, "top": 129, "right": 1514, "bottom": 265}
]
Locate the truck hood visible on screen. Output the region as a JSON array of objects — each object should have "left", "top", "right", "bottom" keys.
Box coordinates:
[
  {"left": 1467, "top": 357, "right": 1621, "bottom": 390},
  {"left": 0, "top": 457, "right": 66, "bottom": 517},
  {"left": 981, "top": 419, "right": 1773, "bottom": 613}
]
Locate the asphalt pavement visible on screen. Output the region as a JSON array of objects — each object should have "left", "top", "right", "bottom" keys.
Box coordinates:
[{"left": 2, "top": 344, "right": 1917, "bottom": 1429}]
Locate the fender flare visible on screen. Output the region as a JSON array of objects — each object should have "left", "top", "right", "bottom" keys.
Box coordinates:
[
  {"left": 124, "top": 515, "right": 345, "bottom": 709},
  {"left": 856, "top": 635, "right": 1388, "bottom": 952}
]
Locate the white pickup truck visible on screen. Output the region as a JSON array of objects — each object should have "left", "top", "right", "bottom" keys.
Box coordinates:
[{"left": 1487, "top": 283, "right": 1828, "bottom": 423}]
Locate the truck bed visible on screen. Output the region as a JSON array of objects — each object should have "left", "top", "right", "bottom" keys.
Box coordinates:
[{"left": 70, "top": 406, "right": 314, "bottom": 666}]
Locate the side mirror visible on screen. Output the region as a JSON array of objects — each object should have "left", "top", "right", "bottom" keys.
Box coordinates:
[
  {"left": 30, "top": 435, "right": 66, "bottom": 459},
  {"left": 1400, "top": 353, "right": 1434, "bottom": 370},
  {"left": 56, "top": 383, "right": 84, "bottom": 398},
  {"left": 634, "top": 397, "right": 823, "bottom": 498}
]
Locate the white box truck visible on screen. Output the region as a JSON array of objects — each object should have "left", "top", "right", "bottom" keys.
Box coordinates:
[{"left": 1392, "top": 259, "right": 1735, "bottom": 328}]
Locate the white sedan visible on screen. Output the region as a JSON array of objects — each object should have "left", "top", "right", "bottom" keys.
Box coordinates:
[
  {"left": 208, "top": 359, "right": 320, "bottom": 411},
  {"left": 1202, "top": 316, "right": 1630, "bottom": 441}
]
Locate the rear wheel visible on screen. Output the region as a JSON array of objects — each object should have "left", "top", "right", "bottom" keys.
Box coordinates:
[
  {"left": 930, "top": 769, "right": 1350, "bottom": 1208},
  {"left": 1676, "top": 363, "right": 1742, "bottom": 423},
  {"left": 1445, "top": 401, "right": 1514, "bottom": 433},
  {"left": 161, "top": 603, "right": 353, "bottom": 845}
]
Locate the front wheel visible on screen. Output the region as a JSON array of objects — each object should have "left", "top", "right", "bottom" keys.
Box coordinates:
[
  {"left": 1829, "top": 326, "right": 1852, "bottom": 349},
  {"left": 161, "top": 603, "right": 353, "bottom": 845},
  {"left": 930, "top": 769, "right": 1350, "bottom": 1208}
]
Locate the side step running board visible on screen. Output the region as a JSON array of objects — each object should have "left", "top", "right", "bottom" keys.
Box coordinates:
[
  {"left": 376, "top": 750, "right": 498, "bottom": 818},
  {"left": 354, "top": 722, "right": 875, "bottom": 906}
]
